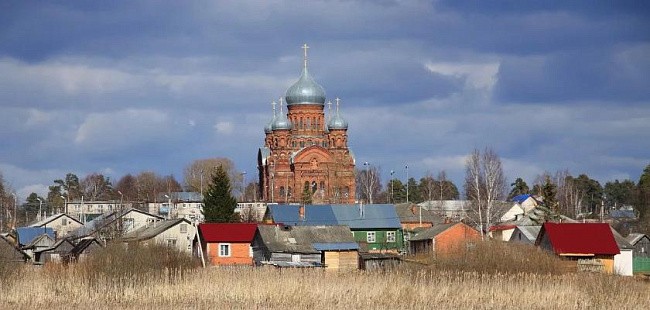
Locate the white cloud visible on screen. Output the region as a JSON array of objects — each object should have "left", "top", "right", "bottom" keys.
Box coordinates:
[
  {"left": 425, "top": 61, "right": 500, "bottom": 91},
  {"left": 214, "top": 121, "right": 234, "bottom": 135}
]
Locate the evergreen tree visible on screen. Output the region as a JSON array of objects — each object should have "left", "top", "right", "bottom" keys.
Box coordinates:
[
  {"left": 301, "top": 182, "right": 313, "bottom": 205},
  {"left": 508, "top": 177, "right": 530, "bottom": 200},
  {"left": 202, "top": 165, "right": 238, "bottom": 223},
  {"left": 638, "top": 164, "right": 650, "bottom": 231},
  {"left": 541, "top": 176, "right": 558, "bottom": 213}
]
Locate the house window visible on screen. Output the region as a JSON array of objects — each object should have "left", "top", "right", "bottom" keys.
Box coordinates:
[
  {"left": 367, "top": 231, "right": 376, "bottom": 243},
  {"left": 167, "top": 239, "right": 177, "bottom": 247},
  {"left": 180, "top": 224, "right": 188, "bottom": 233},
  {"left": 387, "top": 231, "right": 396, "bottom": 243},
  {"left": 219, "top": 243, "right": 231, "bottom": 257},
  {"left": 62, "top": 218, "right": 67, "bottom": 226}
]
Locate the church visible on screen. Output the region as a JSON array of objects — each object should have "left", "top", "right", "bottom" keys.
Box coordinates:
[{"left": 257, "top": 45, "right": 356, "bottom": 204}]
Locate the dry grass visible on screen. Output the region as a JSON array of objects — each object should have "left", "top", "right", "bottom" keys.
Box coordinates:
[
  {"left": 1, "top": 241, "right": 649, "bottom": 309},
  {"left": 1, "top": 267, "right": 649, "bottom": 309}
]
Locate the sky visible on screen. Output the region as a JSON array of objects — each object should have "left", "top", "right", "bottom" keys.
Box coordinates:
[{"left": 1, "top": 1, "right": 649, "bottom": 201}]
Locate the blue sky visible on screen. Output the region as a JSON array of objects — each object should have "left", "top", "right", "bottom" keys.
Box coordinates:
[{"left": 1, "top": 1, "right": 649, "bottom": 201}]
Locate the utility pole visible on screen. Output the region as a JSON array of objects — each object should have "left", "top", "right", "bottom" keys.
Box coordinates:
[{"left": 405, "top": 165, "right": 409, "bottom": 204}]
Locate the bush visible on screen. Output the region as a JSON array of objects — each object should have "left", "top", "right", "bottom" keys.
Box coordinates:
[
  {"left": 429, "top": 240, "right": 565, "bottom": 275},
  {"left": 80, "top": 242, "right": 199, "bottom": 290},
  {"left": 0, "top": 242, "right": 25, "bottom": 288}
]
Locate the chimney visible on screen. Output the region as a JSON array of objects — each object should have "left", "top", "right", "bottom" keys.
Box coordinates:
[
  {"left": 359, "top": 202, "right": 364, "bottom": 218},
  {"left": 299, "top": 205, "right": 305, "bottom": 221}
]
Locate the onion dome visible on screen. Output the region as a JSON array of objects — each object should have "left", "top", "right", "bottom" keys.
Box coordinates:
[
  {"left": 272, "top": 99, "right": 292, "bottom": 130},
  {"left": 328, "top": 98, "right": 348, "bottom": 130},
  {"left": 264, "top": 101, "right": 277, "bottom": 134},
  {"left": 285, "top": 44, "right": 326, "bottom": 105}
]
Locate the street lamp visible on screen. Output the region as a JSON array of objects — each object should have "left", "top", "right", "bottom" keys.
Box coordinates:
[
  {"left": 241, "top": 171, "right": 247, "bottom": 202},
  {"left": 164, "top": 194, "right": 171, "bottom": 219},
  {"left": 405, "top": 165, "right": 409, "bottom": 204},
  {"left": 390, "top": 170, "right": 394, "bottom": 204},
  {"left": 36, "top": 197, "right": 43, "bottom": 221},
  {"left": 117, "top": 190, "right": 124, "bottom": 213},
  {"left": 60, "top": 195, "right": 66, "bottom": 214},
  {"left": 363, "top": 162, "right": 372, "bottom": 204},
  {"left": 11, "top": 193, "right": 17, "bottom": 229}
]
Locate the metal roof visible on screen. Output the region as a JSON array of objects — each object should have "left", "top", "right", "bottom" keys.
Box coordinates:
[
  {"left": 410, "top": 223, "right": 457, "bottom": 241},
  {"left": 257, "top": 225, "right": 355, "bottom": 254},
  {"left": 536, "top": 223, "right": 620, "bottom": 255},
  {"left": 513, "top": 225, "right": 541, "bottom": 242},
  {"left": 285, "top": 66, "right": 326, "bottom": 105},
  {"left": 29, "top": 213, "right": 82, "bottom": 227},
  {"left": 511, "top": 194, "right": 532, "bottom": 204},
  {"left": 312, "top": 242, "right": 359, "bottom": 251},
  {"left": 122, "top": 218, "right": 191, "bottom": 242},
  {"left": 198, "top": 223, "right": 257, "bottom": 243},
  {"left": 268, "top": 205, "right": 338, "bottom": 226},
  {"left": 16, "top": 227, "right": 55, "bottom": 246},
  {"left": 626, "top": 233, "right": 649, "bottom": 246},
  {"left": 331, "top": 204, "right": 402, "bottom": 229},
  {"left": 394, "top": 203, "right": 445, "bottom": 224}
]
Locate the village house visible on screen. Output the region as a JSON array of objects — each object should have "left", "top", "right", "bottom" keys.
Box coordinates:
[
  {"left": 235, "top": 202, "right": 268, "bottom": 222},
  {"left": 67, "top": 208, "right": 164, "bottom": 241},
  {"left": 70, "top": 237, "right": 103, "bottom": 262},
  {"left": 500, "top": 194, "right": 539, "bottom": 222},
  {"left": 417, "top": 200, "right": 470, "bottom": 221},
  {"left": 16, "top": 227, "right": 55, "bottom": 261},
  {"left": 64, "top": 200, "right": 133, "bottom": 223},
  {"left": 508, "top": 225, "right": 541, "bottom": 245},
  {"left": 147, "top": 192, "right": 204, "bottom": 223},
  {"left": 626, "top": 233, "right": 650, "bottom": 274},
  {"left": 255, "top": 224, "right": 359, "bottom": 270},
  {"left": 409, "top": 222, "right": 481, "bottom": 257},
  {"left": 394, "top": 203, "right": 445, "bottom": 245},
  {"left": 122, "top": 218, "right": 196, "bottom": 255},
  {"left": 33, "top": 238, "right": 75, "bottom": 264},
  {"left": 29, "top": 213, "right": 83, "bottom": 239},
  {"left": 267, "top": 204, "right": 404, "bottom": 253},
  {"left": 198, "top": 223, "right": 258, "bottom": 266},
  {"left": 535, "top": 222, "right": 620, "bottom": 274}
]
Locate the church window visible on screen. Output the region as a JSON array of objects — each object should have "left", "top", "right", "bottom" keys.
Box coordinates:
[
  {"left": 320, "top": 181, "right": 325, "bottom": 190},
  {"left": 300, "top": 141, "right": 305, "bottom": 148},
  {"left": 299, "top": 118, "right": 303, "bottom": 129},
  {"left": 312, "top": 117, "right": 316, "bottom": 129},
  {"left": 288, "top": 187, "right": 292, "bottom": 198},
  {"left": 306, "top": 118, "right": 311, "bottom": 129},
  {"left": 279, "top": 186, "right": 285, "bottom": 197},
  {"left": 311, "top": 181, "right": 317, "bottom": 193},
  {"left": 292, "top": 141, "right": 296, "bottom": 147}
]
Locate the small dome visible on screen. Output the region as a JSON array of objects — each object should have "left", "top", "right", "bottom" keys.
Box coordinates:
[
  {"left": 285, "top": 67, "right": 326, "bottom": 105},
  {"left": 264, "top": 116, "right": 275, "bottom": 134},
  {"left": 272, "top": 112, "right": 292, "bottom": 130},
  {"left": 328, "top": 114, "right": 348, "bottom": 130}
]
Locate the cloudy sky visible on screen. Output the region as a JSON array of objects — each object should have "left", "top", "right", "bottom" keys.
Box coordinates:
[{"left": 1, "top": 1, "right": 649, "bottom": 201}]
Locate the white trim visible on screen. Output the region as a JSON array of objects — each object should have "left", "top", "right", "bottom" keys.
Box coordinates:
[{"left": 218, "top": 243, "right": 231, "bottom": 257}]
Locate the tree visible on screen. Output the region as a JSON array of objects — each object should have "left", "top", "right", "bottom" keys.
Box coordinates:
[
  {"left": 638, "top": 164, "right": 650, "bottom": 232},
  {"left": 388, "top": 179, "right": 406, "bottom": 203},
  {"left": 541, "top": 176, "right": 558, "bottom": 213},
  {"left": 81, "top": 173, "right": 115, "bottom": 201},
  {"left": 508, "top": 178, "right": 530, "bottom": 200},
  {"left": 603, "top": 179, "right": 636, "bottom": 209},
  {"left": 464, "top": 148, "right": 506, "bottom": 239},
  {"left": 436, "top": 170, "right": 459, "bottom": 200},
  {"left": 202, "top": 165, "right": 238, "bottom": 223},
  {"left": 356, "top": 165, "right": 381, "bottom": 204},
  {"left": 406, "top": 177, "right": 421, "bottom": 203},
  {"left": 184, "top": 158, "right": 241, "bottom": 195},
  {"left": 54, "top": 173, "right": 82, "bottom": 201},
  {"left": 301, "top": 181, "right": 313, "bottom": 205},
  {"left": 115, "top": 174, "right": 138, "bottom": 202}
]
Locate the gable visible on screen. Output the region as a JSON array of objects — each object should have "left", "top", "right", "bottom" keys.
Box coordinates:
[
  {"left": 537, "top": 223, "right": 619, "bottom": 255},
  {"left": 291, "top": 146, "right": 333, "bottom": 165}
]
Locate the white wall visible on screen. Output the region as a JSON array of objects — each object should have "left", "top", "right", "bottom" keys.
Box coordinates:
[{"left": 614, "top": 249, "right": 633, "bottom": 276}]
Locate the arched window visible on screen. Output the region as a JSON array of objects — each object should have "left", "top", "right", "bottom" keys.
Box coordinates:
[
  {"left": 320, "top": 181, "right": 325, "bottom": 190},
  {"left": 306, "top": 118, "right": 311, "bottom": 129},
  {"left": 311, "top": 181, "right": 317, "bottom": 193},
  {"left": 287, "top": 187, "right": 292, "bottom": 198},
  {"left": 279, "top": 186, "right": 285, "bottom": 197},
  {"left": 299, "top": 117, "right": 303, "bottom": 129}
]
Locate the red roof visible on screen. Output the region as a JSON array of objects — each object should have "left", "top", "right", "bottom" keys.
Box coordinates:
[
  {"left": 538, "top": 222, "right": 619, "bottom": 255},
  {"left": 198, "top": 223, "right": 258, "bottom": 243}
]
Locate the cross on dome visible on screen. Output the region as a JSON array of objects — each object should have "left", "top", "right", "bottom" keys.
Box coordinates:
[{"left": 302, "top": 43, "right": 309, "bottom": 68}]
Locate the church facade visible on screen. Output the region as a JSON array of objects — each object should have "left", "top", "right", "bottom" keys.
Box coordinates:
[{"left": 257, "top": 46, "right": 356, "bottom": 204}]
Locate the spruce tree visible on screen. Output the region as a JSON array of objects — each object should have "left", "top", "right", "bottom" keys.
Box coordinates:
[
  {"left": 202, "top": 165, "right": 238, "bottom": 223},
  {"left": 301, "top": 182, "right": 312, "bottom": 205}
]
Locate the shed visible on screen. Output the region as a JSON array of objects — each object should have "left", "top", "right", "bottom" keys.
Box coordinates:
[
  {"left": 69, "top": 237, "right": 103, "bottom": 262},
  {"left": 626, "top": 233, "right": 650, "bottom": 274},
  {"left": 535, "top": 222, "right": 619, "bottom": 274},
  {"left": 610, "top": 227, "right": 634, "bottom": 276},
  {"left": 508, "top": 226, "right": 541, "bottom": 245},
  {"left": 33, "top": 238, "right": 75, "bottom": 264},
  {"left": 198, "top": 223, "right": 258, "bottom": 266},
  {"left": 122, "top": 218, "right": 196, "bottom": 255},
  {"left": 410, "top": 222, "right": 481, "bottom": 257}
]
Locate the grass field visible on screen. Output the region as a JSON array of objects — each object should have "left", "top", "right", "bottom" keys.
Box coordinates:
[{"left": 1, "top": 242, "right": 649, "bottom": 309}]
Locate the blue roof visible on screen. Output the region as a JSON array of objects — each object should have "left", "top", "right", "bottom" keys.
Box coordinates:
[
  {"left": 16, "top": 227, "right": 55, "bottom": 246},
  {"left": 610, "top": 210, "right": 636, "bottom": 219},
  {"left": 268, "top": 205, "right": 338, "bottom": 226},
  {"left": 512, "top": 194, "right": 531, "bottom": 204},
  {"left": 313, "top": 242, "right": 359, "bottom": 251},
  {"left": 268, "top": 204, "right": 401, "bottom": 229},
  {"left": 331, "top": 204, "right": 402, "bottom": 229}
]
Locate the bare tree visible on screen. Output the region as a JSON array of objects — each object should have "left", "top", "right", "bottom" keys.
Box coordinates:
[
  {"left": 420, "top": 172, "right": 436, "bottom": 202},
  {"left": 464, "top": 148, "right": 506, "bottom": 239},
  {"left": 356, "top": 164, "right": 381, "bottom": 204},
  {"left": 183, "top": 158, "right": 241, "bottom": 195}
]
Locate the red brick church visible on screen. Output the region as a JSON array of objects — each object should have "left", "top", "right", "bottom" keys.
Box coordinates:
[{"left": 258, "top": 45, "right": 356, "bottom": 204}]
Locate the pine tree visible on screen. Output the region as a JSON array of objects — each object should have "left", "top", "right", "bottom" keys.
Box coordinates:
[
  {"left": 508, "top": 177, "right": 530, "bottom": 200},
  {"left": 202, "top": 165, "right": 238, "bottom": 223},
  {"left": 301, "top": 182, "right": 312, "bottom": 205}
]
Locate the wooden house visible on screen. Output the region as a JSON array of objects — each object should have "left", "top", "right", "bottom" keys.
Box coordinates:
[
  {"left": 122, "top": 218, "right": 196, "bottom": 255},
  {"left": 67, "top": 208, "right": 164, "bottom": 241},
  {"left": 33, "top": 238, "right": 75, "bottom": 264},
  {"left": 535, "top": 222, "right": 619, "bottom": 274},
  {"left": 409, "top": 222, "right": 481, "bottom": 257},
  {"left": 29, "top": 213, "right": 83, "bottom": 239},
  {"left": 626, "top": 233, "right": 650, "bottom": 274},
  {"left": 16, "top": 227, "right": 56, "bottom": 261},
  {"left": 255, "top": 225, "right": 359, "bottom": 270},
  {"left": 198, "top": 223, "right": 258, "bottom": 266},
  {"left": 267, "top": 204, "right": 404, "bottom": 253},
  {"left": 508, "top": 226, "right": 541, "bottom": 245},
  {"left": 69, "top": 237, "right": 103, "bottom": 262},
  {"left": 394, "top": 203, "right": 446, "bottom": 245}
]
